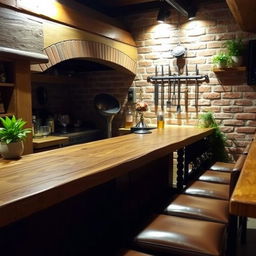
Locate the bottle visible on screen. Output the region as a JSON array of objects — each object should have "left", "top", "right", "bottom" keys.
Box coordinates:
[
  {"left": 47, "top": 116, "right": 55, "bottom": 134},
  {"left": 32, "top": 115, "right": 37, "bottom": 137},
  {"left": 125, "top": 105, "right": 134, "bottom": 128},
  {"left": 157, "top": 111, "right": 165, "bottom": 129}
]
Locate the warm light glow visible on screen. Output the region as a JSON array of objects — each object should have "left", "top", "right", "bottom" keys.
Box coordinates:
[{"left": 38, "top": 0, "right": 58, "bottom": 17}]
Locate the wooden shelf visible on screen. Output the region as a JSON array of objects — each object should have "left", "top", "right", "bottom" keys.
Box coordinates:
[
  {"left": 213, "top": 66, "right": 246, "bottom": 72},
  {"left": 33, "top": 136, "right": 69, "bottom": 149},
  {"left": 0, "top": 112, "right": 15, "bottom": 117},
  {"left": 0, "top": 82, "right": 14, "bottom": 87}
]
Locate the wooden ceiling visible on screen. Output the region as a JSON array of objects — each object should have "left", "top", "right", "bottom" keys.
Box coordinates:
[
  {"left": 76, "top": 0, "right": 224, "bottom": 17},
  {"left": 76, "top": 0, "right": 256, "bottom": 32}
]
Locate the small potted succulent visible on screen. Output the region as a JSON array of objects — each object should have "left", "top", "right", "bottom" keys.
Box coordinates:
[
  {"left": 225, "top": 38, "right": 244, "bottom": 67},
  {"left": 212, "top": 53, "right": 232, "bottom": 68},
  {"left": 0, "top": 116, "right": 31, "bottom": 159}
]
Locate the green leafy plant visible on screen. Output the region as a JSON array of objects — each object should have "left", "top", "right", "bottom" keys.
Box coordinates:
[
  {"left": 0, "top": 116, "right": 31, "bottom": 144},
  {"left": 212, "top": 53, "right": 232, "bottom": 67},
  {"left": 198, "top": 112, "right": 229, "bottom": 162},
  {"left": 225, "top": 38, "right": 244, "bottom": 56}
]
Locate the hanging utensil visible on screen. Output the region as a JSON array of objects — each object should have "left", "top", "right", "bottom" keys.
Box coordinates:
[
  {"left": 177, "top": 68, "right": 181, "bottom": 113},
  {"left": 154, "top": 65, "right": 159, "bottom": 113},
  {"left": 185, "top": 65, "right": 189, "bottom": 113},
  {"left": 172, "top": 75, "right": 177, "bottom": 106},
  {"left": 195, "top": 64, "right": 199, "bottom": 113},
  {"left": 166, "top": 65, "right": 172, "bottom": 111},
  {"left": 161, "top": 65, "right": 164, "bottom": 112}
]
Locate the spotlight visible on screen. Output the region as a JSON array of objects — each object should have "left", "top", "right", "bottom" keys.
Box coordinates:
[
  {"left": 157, "top": 8, "right": 170, "bottom": 23},
  {"left": 165, "top": 0, "right": 197, "bottom": 20},
  {"left": 188, "top": 7, "right": 196, "bottom": 20}
]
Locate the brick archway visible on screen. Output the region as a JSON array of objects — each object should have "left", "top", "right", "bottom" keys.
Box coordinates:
[{"left": 31, "top": 40, "right": 137, "bottom": 75}]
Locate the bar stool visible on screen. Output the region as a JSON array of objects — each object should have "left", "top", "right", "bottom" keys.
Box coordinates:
[
  {"left": 199, "top": 170, "right": 231, "bottom": 184},
  {"left": 164, "top": 194, "right": 228, "bottom": 224},
  {"left": 133, "top": 214, "right": 226, "bottom": 256},
  {"left": 210, "top": 162, "right": 234, "bottom": 172},
  {"left": 209, "top": 140, "right": 251, "bottom": 173},
  {"left": 184, "top": 181, "right": 230, "bottom": 200}
]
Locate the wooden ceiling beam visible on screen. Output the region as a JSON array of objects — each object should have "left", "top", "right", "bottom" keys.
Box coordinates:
[
  {"left": 0, "top": 0, "right": 136, "bottom": 46},
  {"left": 226, "top": 0, "right": 256, "bottom": 32}
]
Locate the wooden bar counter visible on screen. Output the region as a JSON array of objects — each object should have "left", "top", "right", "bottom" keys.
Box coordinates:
[
  {"left": 230, "top": 141, "right": 256, "bottom": 217},
  {"left": 0, "top": 126, "right": 212, "bottom": 228}
]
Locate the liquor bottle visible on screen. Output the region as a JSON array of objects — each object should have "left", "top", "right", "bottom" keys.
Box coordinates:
[{"left": 125, "top": 105, "right": 134, "bottom": 128}]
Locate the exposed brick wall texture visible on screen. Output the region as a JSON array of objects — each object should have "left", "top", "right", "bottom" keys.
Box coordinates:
[
  {"left": 32, "top": 71, "right": 134, "bottom": 137},
  {"left": 120, "top": 1, "right": 256, "bottom": 160}
]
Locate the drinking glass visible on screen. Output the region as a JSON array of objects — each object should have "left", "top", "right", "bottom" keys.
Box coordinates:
[{"left": 40, "top": 126, "right": 51, "bottom": 137}]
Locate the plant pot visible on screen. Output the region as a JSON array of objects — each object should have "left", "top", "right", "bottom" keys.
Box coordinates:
[
  {"left": 217, "top": 62, "right": 228, "bottom": 68},
  {"left": 231, "top": 56, "right": 243, "bottom": 67},
  {"left": 0, "top": 141, "right": 24, "bottom": 159}
]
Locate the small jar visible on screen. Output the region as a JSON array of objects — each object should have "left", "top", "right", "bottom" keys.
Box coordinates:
[
  {"left": 125, "top": 106, "right": 134, "bottom": 128},
  {"left": 157, "top": 111, "right": 165, "bottom": 129}
]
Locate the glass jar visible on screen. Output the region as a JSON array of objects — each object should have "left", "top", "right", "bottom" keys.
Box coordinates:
[
  {"left": 125, "top": 105, "right": 134, "bottom": 128},
  {"left": 157, "top": 111, "right": 165, "bottom": 128}
]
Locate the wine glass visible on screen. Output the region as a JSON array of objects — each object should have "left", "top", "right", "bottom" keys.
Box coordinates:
[{"left": 58, "top": 114, "right": 70, "bottom": 133}]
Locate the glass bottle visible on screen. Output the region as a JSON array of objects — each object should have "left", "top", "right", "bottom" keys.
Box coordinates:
[
  {"left": 157, "top": 110, "right": 165, "bottom": 128},
  {"left": 125, "top": 105, "right": 134, "bottom": 128},
  {"left": 32, "top": 115, "right": 37, "bottom": 137}
]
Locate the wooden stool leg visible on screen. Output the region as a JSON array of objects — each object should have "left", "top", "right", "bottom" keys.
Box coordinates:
[
  {"left": 227, "top": 215, "right": 238, "bottom": 256},
  {"left": 240, "top": 216, "right": 247, "bottom": 244}
]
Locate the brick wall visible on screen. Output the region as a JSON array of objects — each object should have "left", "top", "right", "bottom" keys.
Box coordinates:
[
  {"left": 71, "top": 71, "right": 134, "bottom": 136},
  {"left": 32, "top": 71, "right": 134, "bottom": 136},
  {"left": 120, "top": 1, "right": 256, "bottom": 160}
]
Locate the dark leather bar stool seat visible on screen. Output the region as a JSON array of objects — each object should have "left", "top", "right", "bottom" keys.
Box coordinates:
[
  {"left": 199, "top": 170, "right": 231, "bottom": 184},
  {"left": 184, "top": 181, "right": 229, "bottom": 200},
  {"left": 164, "top": 194, "right": 229, "bottom": 224},
  {"left": 134, "top": 214, "right": 226, "bottom": 256},
  {"left": 210, "top": 162, "right": 234, "bottom": 172},
  {"left": 118, "top": 249, "right": 152, "bottom": 256}
]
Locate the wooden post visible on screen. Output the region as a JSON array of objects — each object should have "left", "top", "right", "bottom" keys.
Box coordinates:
[{"left": 15, "top": 60, "right": 33, "bottom": 154}]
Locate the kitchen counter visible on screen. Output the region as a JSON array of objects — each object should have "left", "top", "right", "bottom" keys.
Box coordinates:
[
  {"left": 0, "top": 126, "right": 213, "bottom": 227},
  {"left": 33, "top": 136, "right": 69, "bottom": 149}
]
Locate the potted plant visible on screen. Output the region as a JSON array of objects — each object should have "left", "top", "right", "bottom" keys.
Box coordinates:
[
  {"left": 0, "top": 116, "right": 31, "bottom": 159},
  {"left": 225, "top": 38, "right": 244, "bottom": 67},
  {"left": 212, "top": 53, "right": 232, "bottom": 68},
  {"left": 198, "top": 112, "right": 229, "bottom": 162}
]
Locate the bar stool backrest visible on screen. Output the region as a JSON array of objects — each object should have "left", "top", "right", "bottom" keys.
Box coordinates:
[{"left": 230, "top": 154, "right": 247, "bottom": 196}]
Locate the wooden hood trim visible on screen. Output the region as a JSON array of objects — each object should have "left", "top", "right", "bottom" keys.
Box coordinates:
[{"left": 31, "top": 40, "right": 137, "bottom": 75}]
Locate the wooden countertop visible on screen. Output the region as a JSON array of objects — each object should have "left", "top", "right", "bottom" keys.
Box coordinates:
[
  {"left": 0, "top": 126, "right": 213, "bottom": 227},
  {"left": 230, "top": 141, "right": 256, "bottom": 217},
  {"left": 33, "top": 136, "right": 69, "bottom": 149}
]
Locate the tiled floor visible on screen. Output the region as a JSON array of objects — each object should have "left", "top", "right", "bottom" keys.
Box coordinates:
[{"left": 237, "top": 218, "right": 256, "bottom": 256}]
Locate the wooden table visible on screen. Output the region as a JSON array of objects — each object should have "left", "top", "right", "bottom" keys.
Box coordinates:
[
  {"left": 0, "top": 126, "right": 212, "bottom": 227},
  {"left": 230, "top": 141, "right": 256, "bottom": 217}
]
